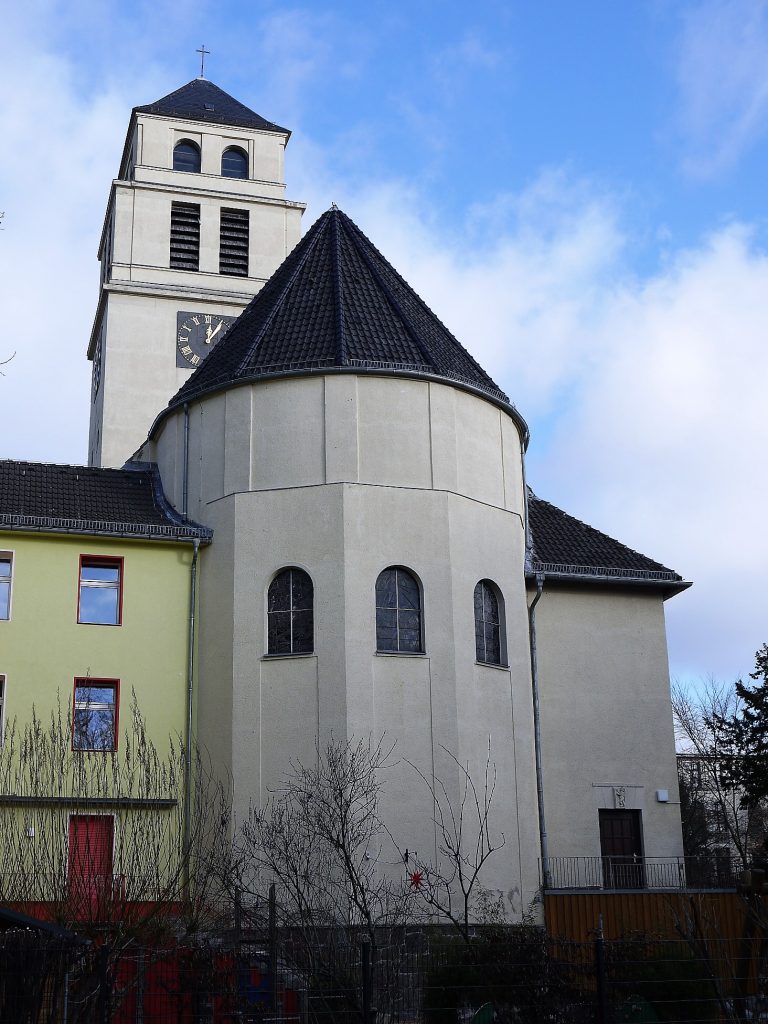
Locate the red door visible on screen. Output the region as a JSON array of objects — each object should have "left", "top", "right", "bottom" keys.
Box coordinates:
[{"left": 68, "top": 815, "right": 114, "bottom": 918}]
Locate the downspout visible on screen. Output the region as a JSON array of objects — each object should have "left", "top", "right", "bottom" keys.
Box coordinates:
[
  {"left": 528, "top": 572, "right": 551, "bottom": 890},
  {"left": 183, "top": 537, "right": 200, "bottom": 895},
  {"left": 182, "top": 403, "right": 190, "bottom": 520},
  {"left": 521, "top": 438, "right": 551, "bottom": 890}
]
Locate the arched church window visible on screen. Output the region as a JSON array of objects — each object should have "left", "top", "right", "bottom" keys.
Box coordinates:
[
  {"left": 222, "top": 146, "right": 248, "bottom": 179},
  {"left": 267, "top": 568, "right": 314, "bottom": 655},
  {"left": 376, "top": 567, "right": 423, "bottom": 653},
  {"left": 474, "top": 580, "right": 505, "bottom": 665},
  {"left": 173, "top": 140, "right": 201, "bottom": 173}
]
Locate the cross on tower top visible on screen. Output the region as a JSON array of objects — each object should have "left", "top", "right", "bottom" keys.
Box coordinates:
[{"left": 196, "top": 44, "right": 210, "bottom": 79}]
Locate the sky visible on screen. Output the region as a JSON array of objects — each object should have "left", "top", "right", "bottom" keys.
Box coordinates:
[{"left": 1, "top": 0, "right": 766, "bottom": 687}]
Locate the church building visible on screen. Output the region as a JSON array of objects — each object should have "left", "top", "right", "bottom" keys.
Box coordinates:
[{"left": 0, "top": 76, "right": 690, "bottom": 918}]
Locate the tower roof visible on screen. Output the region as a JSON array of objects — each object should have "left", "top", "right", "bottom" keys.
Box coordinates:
[
  {"left": 164, "top": 207, "right": 527, "bottom": 438},
  {"left": 134, "top": 79, "right": 290, "bottom": 136}
]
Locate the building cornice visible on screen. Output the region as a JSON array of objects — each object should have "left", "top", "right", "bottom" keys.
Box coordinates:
[
  {"left": 0, "top": 513, "right": 212, "bottom": 544},
  {"left": 133, "top": 108, "right": 291, "bottom": 141},
  {"left": 112, "top": 175, "right": 305, "bottom": 207},
  {"left": 0, "top": 795, "right": 178, "bottom": 809},
  {"left": 87, "top": 279, "right": 257, "bottom": 358}
]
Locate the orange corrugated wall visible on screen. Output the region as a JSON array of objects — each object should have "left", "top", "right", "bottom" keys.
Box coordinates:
[{"left": 544, "top": 891, "right": 747, "bottom": 942}]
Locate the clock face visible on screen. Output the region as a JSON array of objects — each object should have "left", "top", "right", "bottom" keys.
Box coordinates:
[
  {"left": 92, "top": 337, "right": 102, "bottom": 397},
  {"left": 176, "top": 311, "right": 236, "bottom": 368}
]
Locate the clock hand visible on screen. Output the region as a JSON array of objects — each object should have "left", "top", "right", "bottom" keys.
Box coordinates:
[{"left": 205, "top": 321, "right": 224, "bottom": 344}]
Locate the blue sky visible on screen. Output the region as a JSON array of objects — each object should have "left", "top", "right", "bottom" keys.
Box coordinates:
[{"left": 1, "top": 0, "right": 767, "bottom": 686}]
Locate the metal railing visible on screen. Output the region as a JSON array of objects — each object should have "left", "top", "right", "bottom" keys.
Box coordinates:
[{"left": 543, "top": 854, "right": 739, "bottom": 891}]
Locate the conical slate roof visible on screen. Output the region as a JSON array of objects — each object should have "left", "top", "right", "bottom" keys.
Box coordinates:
[
  {"left": 166, "top": 207, "right": 525, "bottom": 435},
  {"left": 134, "top": 79, "right": 289, "bottom": 136}
]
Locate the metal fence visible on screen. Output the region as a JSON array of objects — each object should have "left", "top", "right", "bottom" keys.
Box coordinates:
[
  {"left": 544, "top": 855, "right": 739, "bottom": 891},
  {"left": 0, "top": 927, "right": 765, "bottom": 1023}
]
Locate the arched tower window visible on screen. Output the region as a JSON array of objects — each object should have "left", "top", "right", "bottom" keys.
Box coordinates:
[
  {"left": 376, "top": 567, "right": 423, "bottom": 653},
  {"left": 267, "top": 568, "right": 314, "bottom": 655},
  {"left": 222, "top": 146, "right": 248, "bottom": 179},
  {"left": 173, "top": 141, "right": 201, "bottom": 173},
  {"left": 474, "top": 580, "right": 505, "bottom": 665}
]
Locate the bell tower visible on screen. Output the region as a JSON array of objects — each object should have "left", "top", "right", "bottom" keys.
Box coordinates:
[{"left": 87, "top": 78, "right": 305, "bottom": 468}]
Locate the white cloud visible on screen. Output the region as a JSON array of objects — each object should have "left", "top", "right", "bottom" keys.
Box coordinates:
[
  {"left": 1, "top": 6, "right": 765, "bottom": 686},
  {"left": 673, "top": 0, "right": 768, "bottom": 176},
  {"left": 0, "top": 54, "right": 135, "bottom": 464},
  {"left": 429, "top": 31, "right": 506, "bottom": 97},
  {"left": 285, "top": 151, "right": 768, "bottom": 682},
  {"left": 533, "top": 224, "right": 768, "bottom": 683}
]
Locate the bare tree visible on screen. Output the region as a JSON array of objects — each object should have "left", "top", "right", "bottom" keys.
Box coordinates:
[
  {"left": 408, "top": 743, "right": 506, "bottom": 943},
  {"left": 672, "top": 679, "right": 768, "bottom": 1022},
  {"left": 233, "top": 737, "right": 414, "bottom": 1024},
  {"left": 673, "top": 679, "right": 767, "bottom": 868},
  {"left": 0, "top": 692, "right": 232, "bottom": 941}
]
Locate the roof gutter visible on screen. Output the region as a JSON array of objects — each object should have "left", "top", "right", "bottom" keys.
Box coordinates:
[
  {"left": 525, "top": 569, "right": 692, "bottom": 599},
  {"left": 0, "top": 514, "right": 210, "bottom": 543}
]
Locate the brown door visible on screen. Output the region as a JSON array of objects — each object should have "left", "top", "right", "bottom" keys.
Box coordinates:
[
  {"left": 599, "top": 809, "right": 644, "bottom": 888},
  {"left": 68, "top": 815, "right": 114, "bottom": 918}
]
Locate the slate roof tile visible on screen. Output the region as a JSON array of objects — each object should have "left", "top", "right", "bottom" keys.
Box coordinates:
[
  {"left": 134, "top": 79, "right": 289, "bottom": 136},
  {"left": 527, "top": 493, "right": 686, "bottom": 587},
  {"left": 0, "top": 461, "right": 211, "bottom": 541},
  {"left": 0, "top": 465, "right": 683, "bottom": 585},
  {"left": 165, "top": 207, "right": 521, "bottom": 430}
]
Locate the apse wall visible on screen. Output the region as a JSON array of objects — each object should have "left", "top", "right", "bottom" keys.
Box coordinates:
[{"left": 146, "top": 373, "right": 541, "bottom": 911}]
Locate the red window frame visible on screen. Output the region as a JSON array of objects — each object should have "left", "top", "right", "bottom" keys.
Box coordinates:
[
  {"left": 77, "top": 555, "right": 124, "bottom": 626},
  {"left": 72, "top": 678, "right": 120, "bottom": 752}
]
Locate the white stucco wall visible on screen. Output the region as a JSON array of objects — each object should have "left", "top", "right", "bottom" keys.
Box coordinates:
[
  {"left": 89, "top": 111, "right": 304, "bottom": 469},
  {"left": 531, "top": 584, "right": 684, "bottom": 865},
  {"left": 141, "top": 370, "right": 685, "bottom": 911},
  {"left": 145, "top": 373, "right": 541, "bottom": 914}
]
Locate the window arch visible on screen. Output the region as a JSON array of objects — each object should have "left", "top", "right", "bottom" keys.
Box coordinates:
[
  {"left": 267, "top": 568, "right": 314, "bottom": 655},
  {"left": 375, "top": 567, "right": 423, "bottom": 653},
  {"left": 173, "top": 140, "right": 201, "bottom": 173},
  {"left": 222, "top": 146, "right": 248, "bottom": 178},
  {"left": 474, "top": 580, "right": 505, "bottom": 665}
]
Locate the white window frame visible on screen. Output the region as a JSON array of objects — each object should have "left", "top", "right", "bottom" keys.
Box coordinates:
[
  {"left": 0, "top": 550, "right": 14, "bottom": 621},
  {"left": 77, "top": 555, "right": 123, "bottom": 626}
]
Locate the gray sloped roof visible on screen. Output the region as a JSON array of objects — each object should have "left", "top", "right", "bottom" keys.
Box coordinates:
[
  {"left": 0, "top": 461, "right": 211, "bottom": 542},
  {"left": 527, "top": 492, "right": 689, "bottom": 592},
  {"left": 162, "top": 206, "right": 527, "bottom": 440},
  {"left": 134, "top": 79, "right": 289, "bottom": 136}
]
